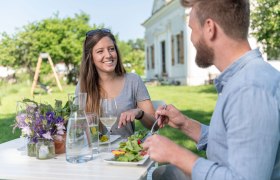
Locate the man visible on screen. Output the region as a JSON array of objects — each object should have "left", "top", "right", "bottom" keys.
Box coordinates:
[{"left": 143, "top": 0, "right": 280, "bottom": 179}]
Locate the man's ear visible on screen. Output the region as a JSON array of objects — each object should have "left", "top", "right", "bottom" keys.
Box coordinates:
[{"left": 204, "top": 18, "right": 216, "bottom": 41}]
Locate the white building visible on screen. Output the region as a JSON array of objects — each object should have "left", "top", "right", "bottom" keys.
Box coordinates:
[{"left": 142, "top": 0, "right": 261, "bottom": 85}]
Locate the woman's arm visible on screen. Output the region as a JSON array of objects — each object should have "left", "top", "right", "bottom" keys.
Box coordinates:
[
  {"left": 136, "top": 99, "right": 156, "bottom": 129},
  {"left": 118, "top": 99, "right": 156, "bottom": 129}
]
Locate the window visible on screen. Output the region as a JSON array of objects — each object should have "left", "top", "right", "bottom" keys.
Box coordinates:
[
  {"left": 179, "top": 31, "right": 184, "bottom": 64},
  {"left": 176, "top": 31, "right": 184, "bottom": 64},
  {"left": 171, "top": 35, "right": 175, "bottom": 66},
  {"left": 161, "top": 41, "right": 166, "bottom": 73},
  {"left": 176, "top": 34, "right": 180, "bottom": 64},
  {"left": 146, "top": 47, "right": 150, "bottom": 70},
  {"left": 151, "top": 45, "right": 155, "bottom": 69}
]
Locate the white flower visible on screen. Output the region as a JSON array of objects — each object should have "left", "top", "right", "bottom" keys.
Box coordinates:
[
  {"left": 56, "top": 123, "right": 65, "bottom": 134},
  {"left": 42, "top": 131, "right": 53, "bottom": 140},
  {"left": 22, "top": 126, "right": 32, "bottom": 136}
]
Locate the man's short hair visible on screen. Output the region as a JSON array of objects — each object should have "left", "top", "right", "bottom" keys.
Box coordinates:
[{"left": 181, "top": 0, "right": 250, "bottom": 40}]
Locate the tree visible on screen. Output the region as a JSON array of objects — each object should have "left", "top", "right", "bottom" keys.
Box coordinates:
[
  {"left": 251, "top": 0, "right": 280, "bottom": 59},
  {"left": 118, "top": 38, "right": 145, "bottom": 75},
  {"left": 0, "top": 12, "right": 101, "bottom": 75},
  {"left": 0, "top": 12, "right": 146, "bottom": 80}
]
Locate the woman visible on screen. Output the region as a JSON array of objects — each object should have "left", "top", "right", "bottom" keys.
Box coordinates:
[{"left": 76, "top": 28, "right": 156, "bottom": 138}]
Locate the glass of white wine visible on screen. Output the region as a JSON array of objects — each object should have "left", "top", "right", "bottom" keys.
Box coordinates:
[{"left": 100, "top": 98, "right": 117, "bottom": 152}]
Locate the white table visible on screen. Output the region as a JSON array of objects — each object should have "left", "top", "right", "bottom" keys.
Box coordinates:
[{"left": 0, "top": 138, "right": 154, "bottom": 180}]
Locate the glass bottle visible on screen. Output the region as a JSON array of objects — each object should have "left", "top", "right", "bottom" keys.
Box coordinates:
[{"left": 66, "top": 92, "right": 93, "bottom": 163}]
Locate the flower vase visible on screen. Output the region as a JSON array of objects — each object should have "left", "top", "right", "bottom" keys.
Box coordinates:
[
  {"left": 54, "top": 134, "right": 66, "bottom": 154},
  {"left": 27, "top": 141, "right": 36, "bottom": 157},
  {"left": 36, "top": 138, "right": 55, "bottom": 160}
]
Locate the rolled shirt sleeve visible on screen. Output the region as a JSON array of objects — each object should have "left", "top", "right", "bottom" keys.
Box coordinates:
[{"left": 196, "top": 124, "right": 209, "bottom": 151}]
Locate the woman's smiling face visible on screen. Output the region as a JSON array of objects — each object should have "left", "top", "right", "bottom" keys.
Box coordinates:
[{"left": 92, "top": 36, "right": 118, "bottom": 73}]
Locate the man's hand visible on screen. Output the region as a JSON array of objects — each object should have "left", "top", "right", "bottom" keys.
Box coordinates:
[
  {"left": 143, "top": 134, "right": 199, "bottom": 175},
  {"left": 156, "top": 104, "right": 187, "bottom": 129},
  {"left": 142, "top": 134, "right": 178, "bottom": 163}
]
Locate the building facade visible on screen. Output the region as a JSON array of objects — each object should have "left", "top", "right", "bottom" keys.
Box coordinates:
[
  {"left": 142, "top": 0, "right": 261, "bottom": 85},
  {"left": 142, "top": 0, "right": 218, "bottom": 85}
]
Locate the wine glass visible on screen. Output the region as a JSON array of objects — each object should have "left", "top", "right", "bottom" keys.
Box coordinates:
[
  {"left": 100, "top": 98, "right": 117, "bottom": 152},
  {"left": 16, "top": 101, "right": 28, "bottom": 151}
]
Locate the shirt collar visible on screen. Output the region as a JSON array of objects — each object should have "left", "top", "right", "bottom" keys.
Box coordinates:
[{"left": 214, "top": 48, "right": 262, "bottom": 93}]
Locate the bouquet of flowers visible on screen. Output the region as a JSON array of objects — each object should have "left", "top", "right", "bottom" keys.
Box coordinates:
[{"left": 13, "top": 98, "right": 71, "bottom": 143}]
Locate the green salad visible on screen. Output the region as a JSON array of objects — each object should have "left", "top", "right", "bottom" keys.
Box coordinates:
[{"left": 112, "top": 131, "right": 147, "bottom": 162}]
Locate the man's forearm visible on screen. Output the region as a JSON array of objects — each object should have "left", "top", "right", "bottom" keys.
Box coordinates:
[{"left": 180, "top": 117, "right": 202, "bottom": 143}]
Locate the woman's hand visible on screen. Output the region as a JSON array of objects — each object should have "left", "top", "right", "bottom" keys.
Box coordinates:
[{"left": 118, "top": 108, "right": 142, "bottom": 128}]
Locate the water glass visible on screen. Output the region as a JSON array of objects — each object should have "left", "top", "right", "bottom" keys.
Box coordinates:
[
  {"left": 16, "top": 101, "right": 28, "bottom": 151},
  {"left": 86, "top": 113, "right": 99, "bottom": 156}
]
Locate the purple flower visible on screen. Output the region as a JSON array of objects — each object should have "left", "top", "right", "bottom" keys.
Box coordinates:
[
  {"left": 13, "top": 100, "right": 67, "bottom": 142},
  {"left": 56, "top": 116, "right": 64, "bottom": 123},
  {"left": 16, "top": 113, "right": 27, "bottom": 128},
  {"left": 46, "top": 112, "right": 55, "bottom": 124}
]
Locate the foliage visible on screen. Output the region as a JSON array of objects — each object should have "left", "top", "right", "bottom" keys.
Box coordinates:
[
  {"left": 127, "top": 38, "right": 145, "bottom": 51},
  {"left": 251, "top": 0, "right": 280, "bottom": 59},
  {"left": 0, "top": 12, "right": 101, "bottom": 75},
  {"left": 118, "top": 38, "right": 145, "bottom": 75},
  {"left": 0, "top": 12, "right": 146, "bottom": 79}
]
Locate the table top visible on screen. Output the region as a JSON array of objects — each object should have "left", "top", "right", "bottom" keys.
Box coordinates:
[{"left": 0, "top": 138, "right": 154, "bottom": 180}]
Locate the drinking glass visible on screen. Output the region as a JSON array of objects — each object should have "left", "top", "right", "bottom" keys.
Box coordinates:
[
  {"left": 86, "top": 112, "right": 99, "bottom": 157},
  {"left": 16, "top": 101, "right": 28, "bottom": 151},
  {"left": 100, "top": 98, "right": 117, "bottom": 152}
]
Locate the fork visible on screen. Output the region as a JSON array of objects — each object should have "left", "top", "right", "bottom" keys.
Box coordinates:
[{"left": 140, "top": 104, "right": 167, "bottom": 143}]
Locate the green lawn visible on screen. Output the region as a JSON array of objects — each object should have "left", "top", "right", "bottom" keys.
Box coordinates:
[{"left": 0, "top": 81, "right": 217, "bottom": 156}]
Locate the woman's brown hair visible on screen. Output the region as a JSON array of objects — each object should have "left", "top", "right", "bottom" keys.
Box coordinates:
[{"left": 79, "top": 29, "right": 126, "bottom": 115}]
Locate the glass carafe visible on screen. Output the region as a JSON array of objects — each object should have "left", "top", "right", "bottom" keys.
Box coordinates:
[{"left": 66, "top": 92, "right": 93, "bottom": 163}]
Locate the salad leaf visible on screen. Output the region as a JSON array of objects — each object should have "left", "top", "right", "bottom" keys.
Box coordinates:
[{"left": 113, "top": 131, "right": 148, "bottom": 162}]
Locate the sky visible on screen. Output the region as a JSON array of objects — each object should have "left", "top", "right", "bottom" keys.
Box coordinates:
[{"left": 0, "top": 0, "right": 154, "bottom": 41}]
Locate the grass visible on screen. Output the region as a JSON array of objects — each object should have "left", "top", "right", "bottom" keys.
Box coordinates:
[
  {"left": 0, "top": 80, "right": 75, "bottom": 143},
  {"left": 0, "top": 81, "right": 217, "bottom": 156}
]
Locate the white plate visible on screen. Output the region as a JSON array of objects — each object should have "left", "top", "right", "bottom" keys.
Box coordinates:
[
  {"left": 104, "top": 155, "right": 149, "bottom": 166},
  {"left": 99, "top": 135, "right": 121, "bottom": 145}
]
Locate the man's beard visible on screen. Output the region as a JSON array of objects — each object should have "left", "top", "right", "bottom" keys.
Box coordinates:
[{"left": 195, "top": 37, "right": 214, "bottom": 68}]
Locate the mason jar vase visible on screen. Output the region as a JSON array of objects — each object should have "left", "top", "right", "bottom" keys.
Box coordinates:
[{"left": 36, "top": 138, "right": 55, "bottom": 160}]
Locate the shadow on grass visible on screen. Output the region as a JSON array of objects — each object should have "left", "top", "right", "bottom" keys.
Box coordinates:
[
  {"left": 0, "top": 113, "right": 20, "bottom": 144},
  {"left": 198, "top": 85, "right": 217, "bottom": 94},
  {"left": 181, "top": 109, "right": 212, "bottom": 126}
]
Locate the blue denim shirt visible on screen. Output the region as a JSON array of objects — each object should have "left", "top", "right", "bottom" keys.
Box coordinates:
[{"left": 193, "top": 49, "right": 280, "bottom": 180}]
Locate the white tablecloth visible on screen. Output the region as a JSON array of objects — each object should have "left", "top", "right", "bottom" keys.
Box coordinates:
[{"left": 0, "top": 138, "right": 154, "bottom": 180}]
